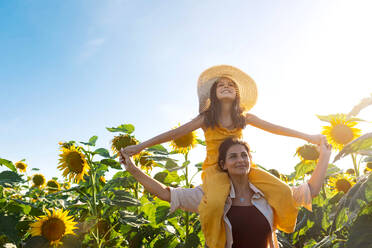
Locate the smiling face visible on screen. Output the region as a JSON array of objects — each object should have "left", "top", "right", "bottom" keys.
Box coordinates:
[
  {"left": 215, "top": 77, "right": 237, "bottom": 102},
  {"left": 221, "top": 144, "right": 251, "bottom": 176}
]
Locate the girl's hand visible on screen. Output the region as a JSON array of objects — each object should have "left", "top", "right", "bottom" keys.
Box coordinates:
[
  {"left": 319, "top": 138, "right": 332, "bottom": 158},
  {"left": 123, "top": 144, "right": 142, "bottom": 156},
  {"left": 307, "top": 134, "right": 327, "bottom": 145},
  {"left": 119, "top": 150, "right": 135, "bottom": 171}
]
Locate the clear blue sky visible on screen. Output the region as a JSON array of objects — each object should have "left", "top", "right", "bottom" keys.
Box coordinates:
[{"left": 1, "top": 0, "right": 371, "bottom": 183}]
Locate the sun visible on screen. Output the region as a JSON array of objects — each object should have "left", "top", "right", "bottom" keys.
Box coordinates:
[
  {"left": 322, "top": 114, "right": 361, "bottom": 150},
  {"left": 295, "top": 144, "right": 319, "bottom": 161},
  {"left": 58, "top": 145, "right": 89, "bottom": 183},
  {"left": 30, "top": 209, "right": 77, "bottom": 247},
  {"left": 170, "top": 126, "right": 197, "bottom": 154},
  {"left": 15, "top": 161, "right": 27, "bottom": 173},
  {"left": 328, "top": 174, "right": 355, "bottom": 194}
]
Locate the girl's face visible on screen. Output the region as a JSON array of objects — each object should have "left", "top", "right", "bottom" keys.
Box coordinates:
[
  {"left": 221, "top": 144, "right": 251, "bottom": 176},
  {"left": 215, "top": 77, "right": 237, "bottom": 102}
]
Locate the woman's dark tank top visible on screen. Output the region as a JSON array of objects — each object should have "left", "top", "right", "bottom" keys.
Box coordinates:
[{"left": 227, "top": 205, "right": 271, "bottom": 248}]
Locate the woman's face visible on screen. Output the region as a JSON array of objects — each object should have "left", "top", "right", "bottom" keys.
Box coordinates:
[
  {"left": 215, "top": 77, "right": 237, "bottom": 102},
  {"left": 221, "top": 144, "right": 251, "bottom": 176}
]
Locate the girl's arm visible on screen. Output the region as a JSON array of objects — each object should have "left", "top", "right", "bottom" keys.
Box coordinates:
[
  {"left": 124, "top": 114, "right": 204, "bottom": 155},
  {"left": 307, "top": 139, "right": 332, "bottom": 198},
  {"left": 245, "top": 113, "right": 325, "bottom": 145},
  {"left": 119, "top": 152, "right": 171, "bottom": 202}
]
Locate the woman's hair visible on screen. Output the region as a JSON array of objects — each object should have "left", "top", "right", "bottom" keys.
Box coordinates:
[
  {"left": 218, "top": 138, "right": 252, "bottom": 171},
  {"left": 202, "top": 79, "right": 246, "bottom": 129}
]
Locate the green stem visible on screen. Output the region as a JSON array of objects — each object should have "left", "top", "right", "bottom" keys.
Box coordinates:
[
  {"left": 351, "top": 153, "right": 359, "bottom": 177},
  {"left": 184, "top": 152, "right": 190, "bottom": 242}
]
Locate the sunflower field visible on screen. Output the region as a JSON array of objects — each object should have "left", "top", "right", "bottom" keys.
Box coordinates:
[{"left": 1, "top": 97, "right": 372, "bottom": 248}]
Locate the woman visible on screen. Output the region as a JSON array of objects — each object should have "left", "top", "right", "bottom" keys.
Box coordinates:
[
  {"left": 123, "top": 65, "right": 325, "bottom": 247},
  {"left": 120, "top": 137, "right": 332, "bottom": 248}
]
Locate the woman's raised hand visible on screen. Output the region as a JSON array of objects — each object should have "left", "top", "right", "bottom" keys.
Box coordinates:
[
  {"left": 307, "top": 134, "right": 327, "bottom": 145},
  {"left": 122, "top": 144, "right": 142, "bottom": 156},
  {"left": 318, "top": 136, "right": 332, "bottom": 158},
  {"left": 119, "top": 149, "right": 136, "bottom": 171}
]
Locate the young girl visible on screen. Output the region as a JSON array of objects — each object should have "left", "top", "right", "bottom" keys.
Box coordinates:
[{"left": 122, "top": 65, "right": 324, "bottom": 248}]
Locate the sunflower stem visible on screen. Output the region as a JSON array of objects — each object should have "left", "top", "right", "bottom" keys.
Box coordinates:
[{"left": 351, "top": 153, "right": 359, "bottom": 177}]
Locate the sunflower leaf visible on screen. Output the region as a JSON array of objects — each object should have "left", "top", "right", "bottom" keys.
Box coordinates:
[
  {"left": 80, "top": 135, "right": 98, "bottom": 146},
  {"left": 147, "top": 144, "right": 169, "bottom": 155},
  {"left": 0, "top": 158, "right": 16, "bottom": 172},
  {"left": 196, "top": 139, "right": 206, "bottom": 146},
  {"left": 0, "top": 171, "right": 24, "bottom": 186},
  {"left": 101, "top": 159, "right": 121, "bottom": 170},
  {"left": 334, "top": 133, "right": 372, "bottom": 162},
  {"left": 94, "top": 148, "right": 111, "bottom": 158},
  {"left": 106, "top": 124, "right": 135, "bottom": 134},
  {"left": 316, "top": 113, "right": 365, "bottom": 123}
]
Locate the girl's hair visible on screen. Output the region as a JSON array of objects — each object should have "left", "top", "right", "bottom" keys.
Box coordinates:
[
  {"left": 218, "top": 138, "right": 252, "bottom": 171},
  {"left": 202, "top": 79, "right": 246, "bottom": 129}
]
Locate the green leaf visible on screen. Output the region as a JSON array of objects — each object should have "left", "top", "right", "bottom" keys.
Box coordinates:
[
  {"left": 0, "top": 158, "right": 16, "bottom": 172},
  {"left": 346, "top": 213, "right": 372, "bottom": 247},
  {"left": 154, "top": 172, "right": 168, "bottom": 183},
  {"left": 106, "top": 124, "right": 135, "bottom": 134},
  {"left": 155, "top": 205, "right": 170, "bottom": 224},
  {"left": 24, "top": 236, "right": 50, "bottom": 248},
  {"left": 165, "top": 159, "right": 179, "bottom": 170},
  {"left": 100, "top": 158, "right": 121, "bottom": 169},
  {"left": 60, "top": 234, "right": 82, "bottom": 248},
  {"left": 80, "top": 135, "right": 98, "bottom": 146},
  {"left": 196, "top": 138, "right": 206, "bottom": 146},
  {"left": 119, "top": 210, "right": 149, "bottom": 227},
  {"left": 0, "top": 171, "right": 24, "bottom": 186},
  {"left": 147, "top": 144, "right": 169, "bottom": 155},
  {"left": 334, "top": 133, "right": 372, "bottom": 162},
  {"left": 0, "top": 214, "right": 21, "bottom": 243},
  {"left": 363, "top": 155, "right": 372, "bottom": 162},
  {"left": 294, "top": 161, "right": 316, "bottom": 180},
  {"left": 94, "top": 148, "right": 111, "bottom": 158}
]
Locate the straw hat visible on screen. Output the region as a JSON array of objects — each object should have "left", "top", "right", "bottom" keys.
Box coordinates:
[{"left": 197, "top": 65, "right": 258, "bottom": 113}]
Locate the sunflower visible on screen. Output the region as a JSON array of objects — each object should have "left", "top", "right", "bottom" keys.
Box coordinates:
[
  {"left": 99, "top": 176, "right": 106, "bottom": 184},
  {"left": 15, "top": 161, "right": 27, "bottom": 173},
  {"left": 58, "top": 145, "right": 89, "bottom": 183},
  {"left": 170, "top": 126, "right": 197, "bottom": 154},
  {"left": 328, "top": 174, "right": 355, "bottom": 194},
  {"left": 32, "top": 174, "right": 46, "bottom": 188},
  {"left": 135, "top": 151, "right": 155, "bottom": 172},
  {"left": 46, "top": 180, "right": 61, "bottom": 193},
  {"left": 30, "top": 209, "right": 77, "bottom": 247},
  {"left": 268, "top": 169, "right": 280, "bottom": 179},
  {"left": 295, "top": 144, "right": 319, "bottom": 161},
  {"left": 322, "top": 114, "right": 361, "bottom": 150},
  {"left": 345, "top": 168, "right": 356, "bottom": 175},
  {"left": 366, "top": 162, "right": 372, "bottom": 172},
  {"left": 111, "top": 134, "right": 138, "bottom": 155}
]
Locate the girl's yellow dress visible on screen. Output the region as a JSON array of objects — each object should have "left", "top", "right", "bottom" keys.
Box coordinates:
[{"left": 198, "top": 126, "right": 299, "bottom": 248}]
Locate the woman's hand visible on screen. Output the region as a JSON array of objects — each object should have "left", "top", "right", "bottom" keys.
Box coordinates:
[
  {"left": 119, "top": 149, "right": 136, "bottom": 171},
  {"left": 122, "top": 144, "right": 142, "bottom": 156},
  {"left": 307, "top": 134, "right": 327, "bottom": 145},
  {"left": 318, "top": 137, "right": 332, "bottom": 159}
]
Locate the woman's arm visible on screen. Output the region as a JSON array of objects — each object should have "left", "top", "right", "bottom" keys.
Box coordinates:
[
  {"left": 245, "top": 113, "right": 325, "bottom": 145},
  {"left": 119, "top": 153, "right": 171, "bottom": 202},
  {"left": 307, "top": 139, "right": 332, "bottom": 198},
  {"left": 123, "top": 114, "right": 204, "bottom": 155}
]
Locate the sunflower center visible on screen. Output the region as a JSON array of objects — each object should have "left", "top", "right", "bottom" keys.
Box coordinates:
[
  {"left": 66, "top": 151, "right": 84, "bottom": 173},
  {"left": 336, "top": 179, "right": 352, "bottom": 193},
  {"left": 16, "top": 163, "right": 26, "bottom": 170},
  {"left": 174, "top": 133, "right": 194, "bottom": 148},
  {"left": 367, "top": 162, "right": 372, "bottom": 170},
  {"left": 41, "top": 217, "right": 66, "bottom": 241},
  {"left": 33, "top": 175, "right": 45, "bottom": 186},
  {"left": 330, "top": 124, "right": 354, "bottom": 144},
  {"left": 298, "top": 145, "right": 319, "bottom": 160}
]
